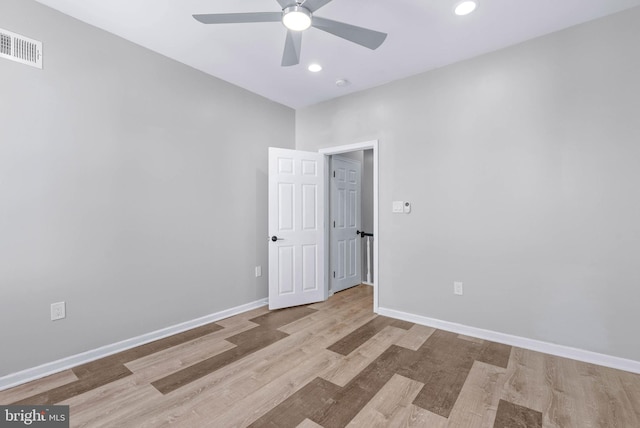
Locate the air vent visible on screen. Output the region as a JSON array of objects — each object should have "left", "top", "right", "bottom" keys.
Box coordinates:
[{"left": 0, "top": 28, "right": 42, "bottom": 69}]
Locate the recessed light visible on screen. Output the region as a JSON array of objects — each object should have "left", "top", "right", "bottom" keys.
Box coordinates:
[
  {"left": 308, "top": 63, "right": 322, "bottom": 72},
  {"left": 335, "top": 79, "right": 350, "bottom": 87},
  {"left": 454, "top": 0, "right": 478, "bottom": 16}
]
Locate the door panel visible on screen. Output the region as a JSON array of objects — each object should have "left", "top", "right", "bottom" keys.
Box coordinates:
[
  {"left": 302, "top": 185, "right": 317, "bottom": 230},
  {"left": 330, "top": 155, "right": 362, "bottom": 293},
  {"left": 278, "top": 183, "right": 294, "bottom": 230},
  {"left": 269, "top": 147, "right": 325, "bottom": 309},
  {"left": 302, "top": 244, "right": 318, "bottom": 291},
  {"left": 349, "top": 190, "right": 357, "bottom": 226},
  {"left": 277, "top": 246, "right": 294, "bottom": 295}
]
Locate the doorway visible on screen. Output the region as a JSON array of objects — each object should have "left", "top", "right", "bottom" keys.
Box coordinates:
[
  {"left": 329, "top": 154, "right": 362, "bottom": 294},
  {"left": 320, "top": 140, "right": 379, "bottom": 312}
]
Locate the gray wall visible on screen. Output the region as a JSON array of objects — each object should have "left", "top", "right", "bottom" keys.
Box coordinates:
[
  {"left": 297, "top": 7, "right": 640, "bottom": 361},
  {"left": 0, "top": 0, "right": 294, "bottom": 376}
]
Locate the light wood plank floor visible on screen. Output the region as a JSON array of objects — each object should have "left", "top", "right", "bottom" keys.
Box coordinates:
[{"left": 1, "top": 285, "right": 639, "bottom": 427}]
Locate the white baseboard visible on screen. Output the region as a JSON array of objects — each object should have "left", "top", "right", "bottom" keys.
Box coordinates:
[
  {"left": 0, "top": 298, "right": 268, "bottom": 392},
  {"left": 362, "top": 281, "right": 374, "bottom": 286},
  {"left": 378, "top": 307, "right": 640, "bottom": 375}
]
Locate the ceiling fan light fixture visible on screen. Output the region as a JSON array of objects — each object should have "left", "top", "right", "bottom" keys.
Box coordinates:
[
  {"left": 282, "top": 6, "right": 312, "bottom": 31},
  {"left": 454, "top": 0, "right": 478, "bottom": 16}
]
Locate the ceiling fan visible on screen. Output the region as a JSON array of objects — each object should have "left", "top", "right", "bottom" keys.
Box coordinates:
[{"left": 193, "top": 0, "right": 387, "bottom": 67}]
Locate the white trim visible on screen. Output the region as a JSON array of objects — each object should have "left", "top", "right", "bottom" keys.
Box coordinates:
[
  {"left": 320, "top": 140, "right": 379, "bottom": 313},
  {"left": 362, "top": 281, "right": 374, "bottom": 286},
  {"left": 0, "top": 298, "right": 268, "bottom": 391},
  {"left": 378, "top": 307, "right": 640, "bottom": 374}
]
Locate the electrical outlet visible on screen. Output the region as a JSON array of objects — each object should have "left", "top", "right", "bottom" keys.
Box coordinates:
[
  {"left": 255, "top": 266, "right": 262, "bottom": 277},
  {"left": 454, "top": 282, "right": 463, "bottom": 296},
  {"left": 51, "top": 302, "right": 66, "bottom": 321}
]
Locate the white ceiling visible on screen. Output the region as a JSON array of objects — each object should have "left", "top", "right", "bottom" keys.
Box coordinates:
[{"left": 33, "top": 0, "right": 640, "bottom": 108}]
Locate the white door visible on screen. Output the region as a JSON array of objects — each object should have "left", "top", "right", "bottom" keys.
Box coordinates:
[
  {"left": 268, "top": 147, "right": 326, "bottom": 310},
  {"left": 330, "top": 155, "right": 362, "bottom": 293}
]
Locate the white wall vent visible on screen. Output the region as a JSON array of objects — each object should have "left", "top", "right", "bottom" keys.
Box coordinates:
[{"left": 0, "top": 28, "right": 43, "bottom": 69}]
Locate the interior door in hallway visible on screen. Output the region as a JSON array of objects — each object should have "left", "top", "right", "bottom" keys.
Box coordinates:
[
  {"left": 330, "top": 155, "right": 362, "bottom": 293},
  {"left": 268, "top": 147, "right": 326, "bottom": 309}
]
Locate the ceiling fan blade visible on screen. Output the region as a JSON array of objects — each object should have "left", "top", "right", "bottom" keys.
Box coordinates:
[
  {"left": 193, "top": 12, "right": 282, "bottom": 25},
  {"left": 275, "top": 0, "right": 291, "bottom": 8},
  {"left": 302, "top": 0, "right": 334, "bottom": 13},
  {"left": 282, "top": 30, "right": 302, "bottom": 66},
  {"left": 312, "top": 17, "right": 387, "bottom": 50}
]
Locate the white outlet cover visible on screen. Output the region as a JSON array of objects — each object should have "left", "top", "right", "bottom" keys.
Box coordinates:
[
  {"left": 392, "top": 201, "right": 404, "bottom": 213},
  {"left": 51, "top": 301, "right": 66, "bottom": 320},
  {"left": 255, "top": 266, "right": 262, "bottom": 277},
  {"left": 454, "top": 282, "right": 463, "bottom": 295}
]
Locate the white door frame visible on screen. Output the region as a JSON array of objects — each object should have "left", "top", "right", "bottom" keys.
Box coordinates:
[{"left": 319, "top": 140, "right": 379, "bottom": 313}]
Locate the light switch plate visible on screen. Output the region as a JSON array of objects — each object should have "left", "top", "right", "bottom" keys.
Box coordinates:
[{"left": 393, "top": 201, "right": 404, "bottom": 213}]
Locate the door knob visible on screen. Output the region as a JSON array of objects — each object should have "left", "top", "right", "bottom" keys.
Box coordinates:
[{"left": 271, "top": 236, "right": 282, "bottom": 242}]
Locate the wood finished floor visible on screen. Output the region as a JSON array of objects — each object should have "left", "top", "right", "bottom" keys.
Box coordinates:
[{"left": 1, "top": 285, "right": 639, "bottom": 427}]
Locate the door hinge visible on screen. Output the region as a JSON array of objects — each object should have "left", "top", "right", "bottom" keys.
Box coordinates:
[
  {"left": 333, "top": 271, "right": 336, "bottom": 278},
  {"left": 333, "top": 171, "right": 335, "bottom": 178},
  {"left": 333, "top": 221, "right": 335, "bottom": 228}
]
